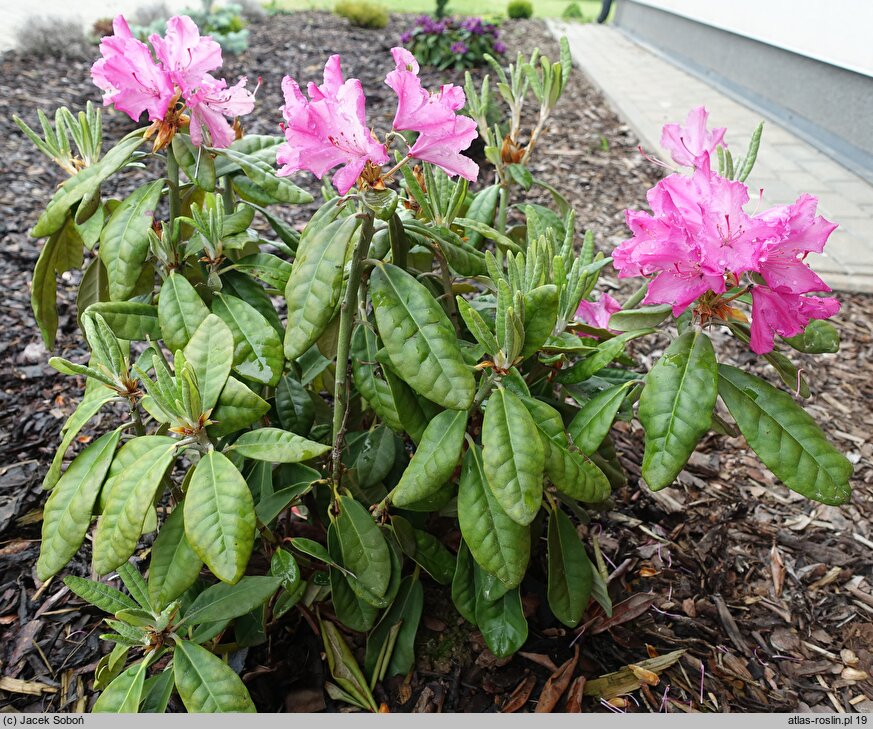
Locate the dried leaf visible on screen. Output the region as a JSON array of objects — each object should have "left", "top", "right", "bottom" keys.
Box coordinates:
[
  {"left": 535, "top": 645, "right": 580, "bottom": 713},
  {"left": 501, "top": 674, "right": 536, "bottom": 713}
]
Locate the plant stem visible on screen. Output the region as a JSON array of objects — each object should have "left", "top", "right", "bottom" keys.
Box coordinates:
[
  {"left": 166, "top": 145, "right": 180, "bottom": 236},
  {"left": 496, "top": 184, "right": 509, "bottom": 233},
  {"left": 330, "top": 211, "right": 375, "bottom": 490},
  {"left": 221, "top": 176, "right": 235, "bottom": 213},
  {"left": 433, "top": 247, "right": 460, "bottom": 335}
]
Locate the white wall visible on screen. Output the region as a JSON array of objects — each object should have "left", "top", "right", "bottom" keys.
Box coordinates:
[{"left": 627, "top": 0, "right": 873, "bottom": 78}]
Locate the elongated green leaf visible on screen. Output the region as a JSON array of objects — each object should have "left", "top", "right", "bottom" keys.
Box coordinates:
[
  {"left": 100, "top": 180, "right": 163, "bottom": 301},
  {"left": 456, "top": 296, "right": 499, "bottom": 355},
  {"left": 547, "top": 507, "right": 593, "bottom": 627},
  {"left": 116, "top": 562, "right": 150, "bottom": 612},
  {"left": 38, "top": 429, "right": 121, "bottom": 580},
  {"left": 216, "top": 147, "right": 311, "bottom": 204},
  {"left": 148, "top": 506, "right": 203, "bottom": 610},
  {"left": 86, "top": 302, "right": 161, "bottom": 341},
  {"left": 173, "top": 639, "right": 256, "bottom": 712},
  {"left": 275, "top": 374, "right": 314, "bottom": 435},
  {"left": 521, "top": 285, "right": 558, "bottom": 358},
  {"left": 371, "top": 263, "right": 475, "bottom": 411},
  {"left": 391, "top": 409, "right": 467, "bottom": 507},
  {"left": 209, "top": 376, "right": 269, "bottom": 437},
  {"left": 319, "top": 619, "right": 378, "bottom": 712},
  {"left": 364, "top": 575, "right": 424, "bottom": 678},
  {"left": 392, "top": 515, "right": 455, "bottom": 585},
  {"left": 185, "top": 451, "right": 256, "bottom": 584},
  {"left": 32, "top": 216, "right": 84, "bottom": 348},
  {"left": 270, "top": 549, "right": 300, "bottom": 590},
  {"left": 463, "top": 185, "right": 500, "bottom": 248},
  {"left": 451, "top": 540, "right": 477, "bottom": 623},
  {"left": 284, "top": 216, "right": 359, "bottom": 360},
  {"left": 183, "top": 314, "right": 234, "bottom": 412},
  {"left": 172, "top": 134, "right": 215, "bottom": 192},
  {"left": 158, "top": 273, "right": 209, "bottom": 354},
  {"left": 475, "top": 587, "right": 528, "bottom": 657},
  {"left": 523, "top": 396, "right": 610, "bottom": 503},
  {"left": 334, "top": 496, "right": 391, "bottom": 607},
  {"left": 290, "top": 537, "right": 334, "bottom": 566},
  {"left": 93, "top": 660, "right": 148, "bottom": 713},
  {"left": 458, "top": 445, "right": 529, "bottom": 589},
  {"left": 330, "top": 564, "right": 379, "bottom": 632},
  {"left": 32, "top": 131, "right": 145, "bottom": 238},
  {"left": 482, "top": 388, "right": 544, "bottom": 525},
  {"left": 140, "top": 667, "right": 175, "bottom": 713},
  {"left": 93, "top": 436, "right": 177, "bottom": 574},
  {"left": 77, "top": 256, "right": 110, "bottom": 329},
  {"left": 783, "top": 319, "right": 840, "bottom": 354},
  {"left": 558, "top": 330, "right": 651, "bottom": 384},
  {"left": 227, "top": 427, "right": 329, "bottom": 463},
  {"left": 639, "top": 331, "right": 717, "bottom": 490},
  {"left": 717, "top": 365, "right": 852, "bottom": 504},
  {"left": 568, "top": 382, "right": 634, "bottom": 455},
  {"left": 353, "top": 426, "right": 395, "bottom": 489},
  {"left": 182, "top": 576, "right": 281, "bottom": 625},
  {"left": 232, "top": 253, "right": 292, "bottom": 292},
  {"left": 64, "top": 575, "right": 139, "bottom": 614},
  {"left": 608, "top": 304, "right": 672, "bottom": 332},
  {"left": 212, "top": 293, "right": 282, "bottom": 387}
]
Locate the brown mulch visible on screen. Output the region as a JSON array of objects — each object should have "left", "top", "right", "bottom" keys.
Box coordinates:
[{"left": 1, "top": 11, "right": 872, "bottom": 714}]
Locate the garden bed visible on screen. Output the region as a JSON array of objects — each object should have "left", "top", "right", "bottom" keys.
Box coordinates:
[{"left": 1, "top": 10, "right": 872, "bottom": 714}]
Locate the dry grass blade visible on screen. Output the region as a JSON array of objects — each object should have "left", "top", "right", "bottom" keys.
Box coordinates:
[
  {"left": 0, "top": 676, "right": 58, "bottom": 695},
  {"left": 584, "top": 649, "right": 685, "bottom": 700}
]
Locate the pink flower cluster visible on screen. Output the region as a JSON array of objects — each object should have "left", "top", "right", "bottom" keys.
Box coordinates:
[
  {"left": 613, "top": 107, "right": 839, "bottom": 354},
  {"left": 91, "top": 15, "right": 254, "bottom": 148},
  {"left": 276, "top": 48, "right": 479, "bottom": 195}
]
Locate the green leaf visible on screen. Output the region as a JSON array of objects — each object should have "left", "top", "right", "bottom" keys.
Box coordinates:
[
  {"left": 184, "top": 451, "right": 256, "bottom": 583},
  {"left": 458, "top": 445, "right": 530, "bottom": 589},
  {"left": 319, "top": 619, "right": 378, "bottom": 712},
  {"left": 31, "top": 216, "right": 83, "bottom": 348},
  {"left": 86, "top": 302, "right": 161, "bottom": 341},
  {"left": 639, "top": 331, "right": 718, "bottom": 490},
  {"left": 215, "top": 147, "right": 312, "bottom": 204},
  {"left": 608, "top": 304, "right": 672, "bottom": 332},
  {"left": 275, "top": 374, "right": 314, "bottom": 435},
  {"left": 32, "top": 131, "right": 145, "bottom": 239},
  {"left": 370, "top": 264, "right": 475, "bottom": 411},
  {"left": 227, "top": 428, "right": 329, "bottom": 463},
  {"left": 290, "top": 537, "right": 334, "bottom": 566},
  {"left": 451, "top": 540, "right": 477, "bottom": 623},
  {"left": 232, "top": 253, "right": 292, "bottom": 292},
  {"left": 255, "top": 482, "right": 314, "bottom": 525},
  {"left": 557, "top": 330, "right": 652, "bottom": 384},
  {"left": 392, "top": 515, "right": 455, "bottom": 585},
  {"left": 482, "top": 388, "right": 544, "bottom": 525},
  {"left": 183, "top": 314, "right": 234, "bottom": 412},
  {"left": 391, "top": 409, "right": 467, "bottom": 507},
  {"left": 474, "top": 587, "right": 528, "bottom": 657},
  {"left": 353, "top": 426, "right": 395, "bottom": 488},
  {"left": 524, "top": 396, "right": 610, "bottom": 503},
  {"left": 117, "top": 562, "right": 151, "bottom": 611},
  {"left": 456, "top": 296, "right": 499, "bottom": 354},
  {"left": 140, "top": 667, "right": 175, "bottom": 713},
  {"left": 172, "top": 134, "right": 215, "bottom": 192},
  {"left": 568, "top": 382, "right": 634, "bottom": 455},
  {"left": 717, "top": 365, "right": 852, "bottom": 504},
  {"left": 521, "top": 285, "right": 558, "bottom": 358},
  {"left": 270, "top": 549, "right": 300, "bottom": 591},
  {"left": 99, "top": 180, "right": 163, "bottom": 301},
  {"left": 173, "top": 639, "right": 256, "bottom": 712},
  {"left": 148, "top": 506, "right": 203, "bottom": 610},
  {"left": 209, "top": 376, "right": 270, "bottom": 437},
  {"left": 212, "top": 293, "right": 283, "bottom": 387},
  {"left": 77, "top": 256, "right": 109, "bottom": 328},
  {"left": 330, "top": 564, "right": 379, "bottom": 632},
  {"left": 92, "top": 436, "right": 177, "bottom": 575},
  {"left": 463, "top": 185, "right": 500, "bottom": 248},
  {"left": 64, "top": 575, "right": 139, "bottom": 614},
  {"left": 783, "top": 319, "right": 840, "bottom": 354},
  {"left": 181, "top": 576, "right": 281, "bottom": 625},
  {"left": 284, "top": 215, "right": 359, "bottom": 360},
  {"left": 93, "top": 660, "right": 148, "bottom": 713},
  {"left": 38, "top": 429, "right": 121, "bottom": 580},
  {"left": 547, "top": 507, "right": 593, "bottom": 627},
  {"left": 43, "top": 392, "right": 115, "bottom": 489},
  {"left": 334, "top": 495, "right": 391, "bottom": 607},
  {"left": 364, "top": 575, "right": 424, "bottom": 678},
  {"left": 350, "top": 325, "right": 405, "bottom": 434},
  {"left": 158, "top": 273, "right": 209, "bottom": 354}
]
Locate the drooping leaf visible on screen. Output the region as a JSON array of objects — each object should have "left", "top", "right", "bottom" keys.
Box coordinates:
[
  {"left": 86, "top": 302, "right": 161, "bottom": 341},
  {"left": 547, "top": 507, "right": 593, "bottom": 627},
  {"left": 64, "top": 575, "right": 139, "bottom": 614},
  {"left": 140, "top": 667, "right": 175, "bottom": 713},
  {"left": 148, "top": 506, "right": 203, "bottom": 610},
  {"left": 275, "top": 374, "right": 314, "bottom": 435},
  {"left": 215, "top": 147, "right": 312, "bottom": 205},
  {"left": 212, "top": 293, "right": 282, "bottom": 387},
  {"left": 475, "top": 586, "right": 528, "bottom": 658},
  {"left": 639, "top": 331, "right": 718, "bottom": 490},
  {"left": 451, "top": 540, "right": 477, "bottom": 624},
  {"left": 32, "top": 216, "right": 85, "bottom": 348},
  {"left": 391, "top": 515, "right": 456, "bottom": 585},
  {"left": 184, "top": 451, "right": 256, "bottom": 584},
  {"left": 364, "top": 575, "right": 424, "bottom": 678},
  {"left": 334, "top": 495, "right": 391, "bottom": 607},
  {"left": 521, "top": 285, "right": 559, "bottom": 358},
  {"left": 717, "top": 365, "right": 852, "bottom": 504},
  {"left": 173, "top": 639, "right": 256, "bottom": 712},
  {"left": 370, "top": 263, "right": 475, "bottom": 410},
  {"left": 172, "top": 134, "right": 216, "bottom": 192}
]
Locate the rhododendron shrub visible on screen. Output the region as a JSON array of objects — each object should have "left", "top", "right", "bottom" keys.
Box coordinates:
[{"left": 18, "top": 16, "right": 851, "bottom": 713}]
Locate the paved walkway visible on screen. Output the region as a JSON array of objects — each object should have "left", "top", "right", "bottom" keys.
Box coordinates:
[{"left": 550, "top": 21, "right": 873, "bottom": 294}]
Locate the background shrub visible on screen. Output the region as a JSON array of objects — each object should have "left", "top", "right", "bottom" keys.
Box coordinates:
[
  {"left": 16, "top": 17, "right": 92, "bottom": 59},
  {"left": 507, "top": 0, "right": 534, "bottom": 19},
  {"left": 562, "top": 2, "right": 584, "bottom": 19},
  {"left": 334, "top": 0, "right": 390, "bottom": 29},
  {"left": 400, "top": 15, "right": 505, "bottom": 70},
  {"left": 129, "top": 3, "right": 250, "bottom": 54}
]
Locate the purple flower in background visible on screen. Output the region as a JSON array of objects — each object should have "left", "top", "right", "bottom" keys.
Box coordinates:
[
  {"left": 400, "top": 30, "right": 413, "bottom": 44},
  {"left": 461, "top": 17, "right": 485, "bottom": 34},
  {"left": 493, "top": 41, "right": 507, "bottom": 54},
  {"left": 450, "top": 41, "right": 468, "bottom": 54},
  {"left": 485, "top": 24, "right": 498, "bottom": 36}
]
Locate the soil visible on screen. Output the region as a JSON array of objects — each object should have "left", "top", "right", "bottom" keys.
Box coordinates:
[{"left": 1, "top": 11, "right": 872, "bottom": 715}]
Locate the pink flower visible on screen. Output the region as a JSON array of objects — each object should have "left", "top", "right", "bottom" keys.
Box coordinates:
[
  {"left": 752, "top": 193, "right": 837, "bottom": 294},
  {"left": 661, "top": 106, "right": 727, "bottom": 168},
  {"left": 91, "top": 16, "right": 176, "bottom": 122},
  {"left": 188, "top": 76, "right": 254, "bottom": 148},
  {"left": 749, "top": 286, "right": 840, "bottom": 354},
  {"left": 575, "top": 293, "right": 622, "bottom": 335},
  {"left": 149, "top": 15, "right": 222, "bottom": 94},
  {"left": 277, "top": 55, "right": 389, "bottom": 195},
  {"left": 385, "top": 47, "right": 479, "bottom": 181}
]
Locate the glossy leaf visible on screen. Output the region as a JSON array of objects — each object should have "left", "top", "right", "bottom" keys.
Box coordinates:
[
  {"left": 547, "top": 507, "right": 593, "bottom": 627},
  {"left": 209, "top": 376, "right": 270, "bottom": 437},
  {"left": 482, "top": 388, "right": 544, "bottom": 525},
  {"left": 458, "top": 445, "right": 529, "bottom": 589},
  {"left": 173, "top": 639, "right": 256, "bottom": 712},
  {"left": 92, "top": 436, "right": 177, "bottom": 574},
  {"left": 172, "top": 134, "right": 216, "bottom": 191},
  {"left": 32, "top": 216, "right": 84, "bottom": 348},
  {"left": 148, "top": 506, "right": 203, "bottom": 610},
  {"left": 140, "top": 667, "right": 175, "bottom": 713},
  {"left": 392, "top": 515, "right": 456, "bottom": 584},
  {"left": 370, "top": 263, "right": 475, "bottom": 410},
  {"left": 608, "top": 304, "right": 672, "bottom": 332},
  {"left": 86, "top": 302, "right": 161, "bottom": 341},
  {"left": 183, "top": 314, "right": 234, "bottom": 412},
  {"left": 451, "top": 540, "right": 477, "bottom": 624},
  {"left": 354, "top": 426, "right": 396, "bottom": 488},
  {"left": 557, "top": 330, "right": 652, "bottom": 384},
  {"left": 216, "top": 147, "right": 311, "bottom": 204},
  {"left": 184, "top": 451, "right": 256, "bottom": 584},
  {"left": 227, "top": 428, "right": 329, "bottom": 463},
  {"left": 38, "top": 429, "right": 121, "bottom": 580},
  {"left": 275, "top": 373, "right": 314, "bottom": 435},
  {"left": 351, "top": 325, "right": 404, "bottom": 433},
  {"left": 181, "top": 576, "right": 281, "bottom": 625},
  {"left": 475, "top": 587, "right": 528, "bottom": 657},
  {"left": 284, "top": 215, "right": 359, "bottom": 360},
  {"left": 521, "top": 285, "right": 559, "bottom": 358},
  {"left": 212, "top": 293, "right": 283, "bottom": 387},
  {"left": 158, "top": 273, "right": 209, "bottom": 354},
  {"left": 99, "top": 180, "right": 163, "bottom": 301},
  {"left": 783, "top": 319, "right": 840, "bottom": 354},
  {"left": 718, "top": 365, "right": 852, "bottom": 504},
  {"left": 64, "top": 575, "right": 138, "bottom": 614},
  {"left": 391, "top": 409, "right": 467, "bottom": 507},
  {"left": 334, "top": 495, "right": 391, "bottom": 607},
  {"left": 568, "top": 382, "right": 634, "bottom": 455},
  {"left": 364, "top": 575, "right": 424, "bottom": 678},
  {"left": 93, "top": 660, "right": 148, "bottom": 713},
  {"left": 639, "top": 331, "right": 718, "bottom": 490}
]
